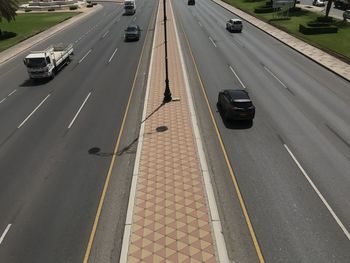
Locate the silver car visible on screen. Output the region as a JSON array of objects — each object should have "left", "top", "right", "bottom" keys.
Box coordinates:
[{"left": 226, "top": 19, "right": 243, "bottom": 33}]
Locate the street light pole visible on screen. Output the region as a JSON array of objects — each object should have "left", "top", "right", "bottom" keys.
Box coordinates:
[{"left": 163, "top": 0, "right": 172, "bottom": 103}]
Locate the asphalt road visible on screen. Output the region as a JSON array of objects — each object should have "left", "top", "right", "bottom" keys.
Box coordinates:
[
  {"left": 0, "top": 1, "right": 157, "bottom": 262},
  {"left": 172, "top": 0, "right": 350, "bottom": 262}
]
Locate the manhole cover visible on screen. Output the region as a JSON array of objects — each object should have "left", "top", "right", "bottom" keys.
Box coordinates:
[{"left": 156, "top": 126, "right": 168, "bottom": 132}]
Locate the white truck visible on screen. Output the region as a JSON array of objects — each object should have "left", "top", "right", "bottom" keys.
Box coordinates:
[
  {"left": 124, "top": 0, "right": 136, "bottom": 15},
  {"left": 23, "top": 43, "right": 74, "bottom": 80}
]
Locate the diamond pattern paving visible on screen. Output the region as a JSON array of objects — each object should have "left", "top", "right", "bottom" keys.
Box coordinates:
[{"left": 126, "top": 0, "right": 218, "bottom": 262}]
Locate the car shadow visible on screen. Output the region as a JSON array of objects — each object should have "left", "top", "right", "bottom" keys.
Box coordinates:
[
  {"left": 217, "top": 106, "right": 253, "bottom": 129},
  {"left": 20, "top": 78, "right": 51, "bottom": 87}
]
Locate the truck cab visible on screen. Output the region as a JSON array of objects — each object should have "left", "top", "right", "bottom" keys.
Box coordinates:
[{"left": 23, "top": 53, "right": 55, "bottom": 79}]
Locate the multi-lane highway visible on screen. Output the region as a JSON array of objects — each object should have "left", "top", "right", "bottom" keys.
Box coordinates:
[
  {"left": 1, "top": 0, "right": 350, "bottom": 262},
  {"left": 0, "top": 0, "right": 157, "bottom": 262},
  {"left": 172, "top": 0, "right": 350, "bottom": 262}
]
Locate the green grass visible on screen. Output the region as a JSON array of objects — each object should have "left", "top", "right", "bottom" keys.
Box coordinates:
[
  {"left": 224, "top": 0, "right": 350, "bottom": 61},
  {"left": 0, "top": 12, "right": 78, "bottom": 52}
]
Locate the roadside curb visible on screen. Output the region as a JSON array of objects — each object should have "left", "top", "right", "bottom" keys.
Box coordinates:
[
  {"left": 211, "top": 0, "right": 350, "bottom": 83},
  {"left": 0, "top": 4, "right": 103, "bottom": 65}
]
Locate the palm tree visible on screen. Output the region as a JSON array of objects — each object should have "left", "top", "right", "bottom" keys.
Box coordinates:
[
  {"left": 0, "top": 0, "right": 18, "bottom": 23},
  {"left": 324, "top": 0, "right": 333, "bottom": 18}
]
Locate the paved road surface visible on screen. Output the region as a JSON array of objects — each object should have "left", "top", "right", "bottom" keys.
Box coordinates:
[
  {"left": 0, "top": 1, "right": 157, "bottom": 262},
  {"left": 173, "top": 0, "right": 350, "bottom": 262}
]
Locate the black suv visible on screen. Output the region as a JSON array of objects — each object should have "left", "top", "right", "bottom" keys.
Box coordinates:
[
  {"left": 188, "top": 0, "right": 195, "bottom": 5},
  {"left": 217, "top": 89, "right": 255, "bottom": 121},
  {"left": 124, "top": 25, "right": 141, "bottom": 41}
]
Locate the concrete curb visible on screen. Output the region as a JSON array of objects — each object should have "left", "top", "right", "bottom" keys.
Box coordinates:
[
  {"left": 0, "top": 4, "right": 103, "bottom": 65},
  {"left": 211, "top": 0, "right": 350, "bottom": 82}
]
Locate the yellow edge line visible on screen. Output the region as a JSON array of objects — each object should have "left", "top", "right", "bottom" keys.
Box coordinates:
[
  {"left": 82, "top": 11, "right": 154, "bottom": 263},
  {"left": 177, "top": 11, "right": 265, "bottom": 263}
]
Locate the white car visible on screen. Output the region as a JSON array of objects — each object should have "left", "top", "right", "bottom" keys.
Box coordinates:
[
  {"left": 226, "top": 19, "right": 243, "bottom": 33},
  {"left": 312, "top": 0, "right": 326, "bottom": 7}
]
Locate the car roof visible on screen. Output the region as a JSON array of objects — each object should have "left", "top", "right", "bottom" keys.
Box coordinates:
[
  {"left": 223, "top": 89, "right": 250, "bottom": 100},
  {"left": 229, "top": 18, "right": 242, "bottom": 22}
]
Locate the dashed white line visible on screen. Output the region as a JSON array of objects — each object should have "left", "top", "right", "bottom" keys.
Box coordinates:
[
  {"left": 68, "top": 92, "right": 91, "bottom": 129},
  {"left": 133, "top": 16, "right": 137, "bottom": 21},
  {"left": 102, "top": 30, "right": 109, "bottom": 39},
  {"left": 18, "top": 94, "right": 50, "bottom": 129},
  {"left": 198, "top": 21, "right": 203, "bottom": 27},
  {"left": 284, "top": 144, "right": 350, "bottom": 241},
  {"left": 229, "top": 66, "right": 246, "bottom": 89},
  {"left": 0, "top": 224, "right": 11, "bottom": 245},
  {"left": 79, "top": 49, "right": 92, "bottom": 64},
  {"left": 264, "top": 66, "right": 288, "bottom": 89},
  {"left": 108, "top": 47, "right": 118, "bottom": 64},
  {"left": 0, "top": 89, "right": 16, "bottom": 104},
  {"left": 209, "top": 36, "right": 217, "bottom": 47}
]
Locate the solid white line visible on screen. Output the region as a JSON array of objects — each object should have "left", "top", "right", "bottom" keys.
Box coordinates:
[
  {"left": 102, "top": 30, "right": 109, "bottom": 39},
  {"left": 68, "top": 92, "right": 91, "bottom": 129},
  {"left": 18, "top": 94, "right": 50, "bottom": 128},
  {"left": 108, "top": 48, "right": 118, "bottom": 64},
  {"left": 172, "top": 1, "right": 229, "bottom": 261},
  {"left": 209, "top": 36, "right": 217, "bottom": 47},
  {"left": 0, "top": 89, "right": 16, "bottom": 104},
  {"left": 264, "top": 66, "right": 288, "bottom": 89},
  {"left": 284, "top": 144, "right": 350, "bottom": 241},
  {"left": 79, "top": 49, "right": 92, "bottom": 64},
  {"left": 229, "top": 66, "right": 246, "bottom": 89},
  {"left": 0, "top": 224, "right": 11, "bottom": 245}
]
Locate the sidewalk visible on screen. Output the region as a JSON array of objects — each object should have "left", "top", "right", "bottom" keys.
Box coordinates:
[
  {"left": 213, "top": 0, "right": 350, "bottom": 82},
  {"left": 119, "top": 0, "right": 229, "bottom": 262}
]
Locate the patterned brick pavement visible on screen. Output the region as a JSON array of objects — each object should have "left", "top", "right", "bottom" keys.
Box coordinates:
[{"left": 122, "top": 0, "right": 220, "bottom": 262}]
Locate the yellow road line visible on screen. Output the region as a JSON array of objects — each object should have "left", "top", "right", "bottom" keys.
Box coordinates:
[
  {"left": 82, "top": 8, "right": 155, "bottom": 263},
  {"left": 176, "top": 6, "right": 265, "bottom": 263}
]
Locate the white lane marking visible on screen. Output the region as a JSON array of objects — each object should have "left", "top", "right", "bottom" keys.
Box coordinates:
[
  {"left": 79, "top": 49, "right": 92, "bottom": 64},
  {"left": 108, "top": 48, "right": 118, "bottom": 64},
  {"left": 0, "top": 224, "right": 11, "bottom": 245},
  {"left": 209, "top": 36, "right": 217, "bottom": 47},
  {"left": 198, "top": 21, "right": 203, "bottom": 27},
  {"left": 68, "top": 92, "right": 91, "bottom": 129},
  {"left": 18, "top": 94, "right": 50, "bottom": 128},
  {"left": 0, "top": 89, "right": 17, "bottom": 104},
  {"left": 102, "top": 30, "right": 109, "bottom": 39},
  {"left": 229, "top": 66, "right": 246, "bottom": 89},
  {"left": 284, "top": 144, "right": 350, "bottom": 241},
  {"left": 264, "top": 66, "right": 288, "bottom": 89},
  {"left": 133, "top": 16, "right": 137, "bottom": 21}
]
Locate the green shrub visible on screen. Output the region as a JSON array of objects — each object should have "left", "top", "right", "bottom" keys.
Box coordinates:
[
  {"left": 307, "top": 21, "right": 331, "bottom": 27},
  {"left": 316, "top": 16, "right": 333, "bottom": 22},
  {"left": 25, "top": 9, "right": 32, "bottom": 12},
  {"left": 254, "top": 7, "right": 276, "bottom": 13},
  {"left": 69, "top": 5, "right": 78, "bottom": 10},
  {"left": 299, "top": 24, "right": 338, "bottom": 34},
  {"left": 0, "top": 31, "right": 17, "bottom": 40}
]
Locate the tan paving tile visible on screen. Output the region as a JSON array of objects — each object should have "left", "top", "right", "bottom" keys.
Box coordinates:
[{"left": 125, "top": 0, "right": 218, "bottom": 262}]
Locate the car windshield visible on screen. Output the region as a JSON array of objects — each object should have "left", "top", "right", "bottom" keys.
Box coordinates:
[
  {"left": 126, "top": 26, "right": 137, "bottom": 32},
  {"left": 26, "top": 57, "right": 47, "bottom": 68}
]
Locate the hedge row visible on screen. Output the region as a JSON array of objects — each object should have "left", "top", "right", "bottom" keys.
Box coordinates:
[{"left": 299, "top": 24, "right": 338, "bottom": 34}]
